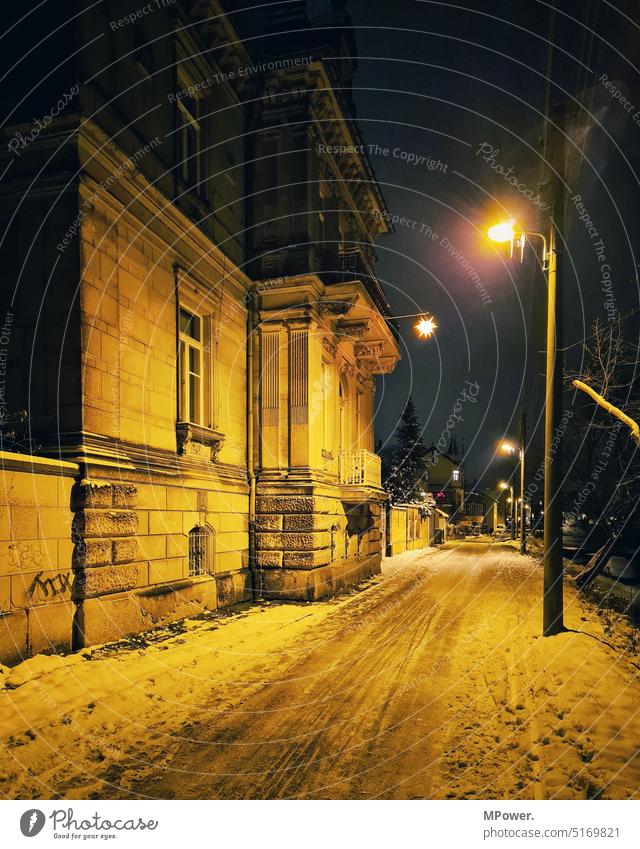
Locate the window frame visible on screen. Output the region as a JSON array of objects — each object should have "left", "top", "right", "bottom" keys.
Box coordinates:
[
  {"left": 177, "top": 97, "right": 202, "bottom": 190},
  {"left": 178, "top": 305, "right": 210, "bottom": 428},
  {"left": 188, "top": 525, "right": 214, "bottom": 577}
]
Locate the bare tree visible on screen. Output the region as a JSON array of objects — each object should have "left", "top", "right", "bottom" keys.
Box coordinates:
[{"left": 565, "top": 312, "right": 640, "bottom": 525}]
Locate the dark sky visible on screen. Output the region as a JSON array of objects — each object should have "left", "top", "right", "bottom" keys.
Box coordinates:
[{"left": 338, "top": 0, "right": 640, "bottom": 486}]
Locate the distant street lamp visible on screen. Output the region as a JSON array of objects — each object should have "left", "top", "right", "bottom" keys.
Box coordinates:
[
  {"left": 500, "top": 439, "right": 526, "bottom": 555},
  {"left": 498, "top": 480, "right": 515, "bottom": 539}
]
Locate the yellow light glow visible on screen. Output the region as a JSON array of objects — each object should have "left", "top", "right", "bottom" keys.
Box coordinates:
[
  {"left": 500, "top": 441, "right": 516, "bottom": 454},
  {"left": 498, "top": 481, "right": 508, "bottom": 490},
  {"left": 488, "top": 220, "right": 516, "bottom": 243},
  {"left": 415, "top": 315, "right": 437, "bottom": 339}
]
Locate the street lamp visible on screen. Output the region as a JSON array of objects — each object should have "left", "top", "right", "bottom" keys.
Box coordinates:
[
  {"left": 414, "top": 314, "right": 437, "bottom": 339},
  {"left": 488, "top": 215, "right": 564, "bottom": 635},
  {"left": 378, "top": 311, "right": 438, "bottom": 340},
  {"left": 498, "top": 481, "right": 514, "bottom": 538},
  {"left": 500, "top": 439, "right": 526, "bottom": 555}
]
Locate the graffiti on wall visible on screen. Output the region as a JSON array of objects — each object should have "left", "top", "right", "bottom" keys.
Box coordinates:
[{"left": 27, "top": 571, "right": 73, "bottom": 600}]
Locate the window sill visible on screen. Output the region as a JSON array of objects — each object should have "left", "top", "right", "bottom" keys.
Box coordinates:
[{"left": 176, "top": 421, "right": 225, "bottom": 462}]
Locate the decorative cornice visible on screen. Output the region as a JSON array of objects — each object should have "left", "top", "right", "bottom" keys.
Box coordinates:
[
  {"left": 318, "top": 294, "right": 359, "bottom": 316},
  {"left": 336, "top": 319, "right": 371, "bottom": 339}
]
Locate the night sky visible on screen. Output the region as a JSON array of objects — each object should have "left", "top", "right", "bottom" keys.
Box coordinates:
[
  {"left": 5, "top": 0, "right": 639, "bottom": 491},
  {"left": 336, "top": 0, "right": 640, "bottom": 486}
]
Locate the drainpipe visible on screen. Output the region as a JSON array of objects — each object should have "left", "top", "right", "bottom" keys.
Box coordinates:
[
  {"left": 172, "top": 264, "right": 181, "bottom": 424},
  {"left": 246, "top": 289, "right": 259, "bottom": 597}
]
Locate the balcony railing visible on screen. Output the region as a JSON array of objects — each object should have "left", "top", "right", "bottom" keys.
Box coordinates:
[{"left": 338, "top": 449, "right": 382, "bottom": 489}]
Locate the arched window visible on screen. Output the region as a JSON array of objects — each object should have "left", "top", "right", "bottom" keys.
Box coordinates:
[{"left": 188, "top": 525, "right": 214, "bottom": 577}]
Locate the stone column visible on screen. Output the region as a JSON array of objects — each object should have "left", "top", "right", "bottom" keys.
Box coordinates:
[
  {"left": 71, "top": 480, "right": 139, "bottom": 645},
  {"left": 288, "top": 320, "right": 310, "bottom": 468},
  {"left": 259, "top": 325, "right": 283, "bottom": 469}
]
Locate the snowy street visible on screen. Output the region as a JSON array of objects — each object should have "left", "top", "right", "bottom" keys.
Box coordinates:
[{"left": 2, "top": 541, "right": 640, "bottom": 800}]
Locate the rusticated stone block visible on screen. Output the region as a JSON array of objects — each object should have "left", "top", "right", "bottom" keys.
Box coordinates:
[
  {"left": 112, "top": 484, "right": 138, "bottom": 508},
  {"left": 255, "top": 551, "right": 283, "bottom": 567},
  {"left": 254, "top": 514, "right": 283, "bottom": 531},
  {"left": 72, "top": 539, "right": 112, "bottom": 569},
  {"left": 72, "top": 481, "right": 113, "bottom": 510},
  {"left": 257, "top": 531, "right": 326, "bottom": 551},
  {"left": 282, "top": 549, "right": 331, "bottom": 569},
  {"left": 75, "top": 510, "right": 138, "bottom": 538},
  {"left": 80, "top": 564, "right": 140, "bottom": 598},
  {"left": 112, "top": 538, "right": 138, "bottom": 564},
  {"left": 256, "top": 496, "right": 333, "bottom": 515},
  {"left": 283, "top": 514, "right": 332, "bottom": 531}
]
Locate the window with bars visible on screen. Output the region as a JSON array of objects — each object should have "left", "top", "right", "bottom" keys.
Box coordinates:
[{"left": 188, "top": 526, "right": 213, "bottom": 577}]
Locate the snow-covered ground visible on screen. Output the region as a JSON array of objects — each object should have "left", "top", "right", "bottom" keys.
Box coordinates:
[{"left": 2, "top": 541, "right": 640, "bottom": 800}]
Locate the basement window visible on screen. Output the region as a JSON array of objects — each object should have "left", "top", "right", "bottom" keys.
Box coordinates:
[{"left": 188, "top": 526, "right": 214, "bottom": 577}]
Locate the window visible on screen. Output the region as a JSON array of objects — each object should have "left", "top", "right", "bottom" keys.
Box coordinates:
[
  {"left": 452, "top": 469, "right": 460, "bottom": 483},
  {"left": 179, "top": 307, "right": 204, "bottom": 425},
  {"left": 188, "top": 526, "right": 214, "bottom": 576},
  {"left": 178, "top": 96, "right": 201, "bottom": 188}
]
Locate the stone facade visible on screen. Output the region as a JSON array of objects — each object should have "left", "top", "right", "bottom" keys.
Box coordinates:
[{"left": 0, "top": 0, "right": 401, "bottom": 663}]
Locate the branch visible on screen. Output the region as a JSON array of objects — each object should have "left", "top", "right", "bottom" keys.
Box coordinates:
[{"left": 573, "top": 379, "right": 640, "bottom": 447}]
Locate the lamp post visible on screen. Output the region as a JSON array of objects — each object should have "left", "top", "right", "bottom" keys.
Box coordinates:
[
  {"left": 500, "top": 433, "right": 526, "bottom": 554},
  {"left": 498, "top": 481, "right": 513, "bottom": 537},
  {"left": 488, "top": 204, "right": 564, "bottom": 633}
]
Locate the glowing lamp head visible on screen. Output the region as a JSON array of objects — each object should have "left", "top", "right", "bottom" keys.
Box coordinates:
[
  {"left": 498, "top": 481, "right": 508, "bottom": 490},
  {"left": 500, "top": 441, "right": 516, "bottom": 454},
  {"left": 488, "top": 220, "right": 516, "bottom": 243},
  {"left": 415, "top": 315, "right": 437, "bottom": 339}
]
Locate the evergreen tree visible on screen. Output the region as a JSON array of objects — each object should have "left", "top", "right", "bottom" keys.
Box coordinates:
[{"left": 383, "top": 397, "right": 429, "bottom": 503}]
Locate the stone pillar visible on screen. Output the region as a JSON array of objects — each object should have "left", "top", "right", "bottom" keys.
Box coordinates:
[
  {"left": 71, "top": 480, "right": 139, "bottom": 644},
  {"left": 255, "top": 494, "right": 333, "bottom": 600},
  {"left": 288, "top": 321, "right": 310, "bottom": 468},
  {"left": 260, "top": 325, "right": 283, "bottom": 468}
]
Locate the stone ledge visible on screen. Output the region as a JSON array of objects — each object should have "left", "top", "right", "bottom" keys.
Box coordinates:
[
  {"left": 74, "top": 578, "right": 219, "bottom": 647},
  {"left": 28, "top": 601, "right": 74, "bottom": 656},
  {"left": 259, "top": 554, "right": 381, "bottom": 602},
  {"left": 0, "top": 609, "right": 28, "bottom": 666}
]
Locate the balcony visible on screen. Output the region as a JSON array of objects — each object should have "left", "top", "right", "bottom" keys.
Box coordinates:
[
  {"left": 338, "top": 449, "right": 382, "bottom": 489},
  {"left": 320, "top": 248, "right": 397, "bottom": 336}
]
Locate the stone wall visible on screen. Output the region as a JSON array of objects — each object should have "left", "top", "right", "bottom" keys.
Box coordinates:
[
  {"left": 0, "top": 451, "right": 252, "bottom": 664},
  {"left": 0, "top": 453, "right": 78, "bottom": 664},
  {"left": 387, "top": 506, "right": 435, "bottom": 557}
]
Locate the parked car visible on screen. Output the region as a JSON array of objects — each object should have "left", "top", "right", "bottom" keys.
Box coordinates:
[
  {"left": 470, "top": 525, "right": 481, "bottom": 537},
  {"left": 602, "top": 522, "right": 640, "bottom": 583},
  {"left": 563, "top": 520, "right": 610, "bottom": 563}
]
